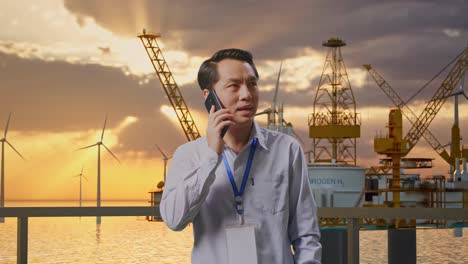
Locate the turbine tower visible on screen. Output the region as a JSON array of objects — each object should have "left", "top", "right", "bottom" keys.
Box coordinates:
[
  {"left": 446, "top": 74, "right": 467, "bottom": 177},
  {"left": 155, "top": 145, "right": 172, "bottom": 183},
  {"left": 77, "top": 116, "right": 119, "bottom": 224},
  {"left": 309, "top": 38, "right": 361, "bottom": 165},
  {"left": 0, "top": 113, "right": 25, "bottom": 223},
  {"left": 73, "top": 166, "right": 88, "bottom": 207}
]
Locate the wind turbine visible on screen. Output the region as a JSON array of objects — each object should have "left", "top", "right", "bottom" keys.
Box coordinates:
[
  {"left": 73, "top": 166, "right": 88, "bottom": 207},
  {"left": 0, "top": 113, "right": 25, "bottom": 223},
  {"left": 255, "top": 63, "right": 306, "bottom": 146},
  {"left": 155, "top": 145, "right": 172, "bottom": 184},
  {"left": 256, "top": 61, "right": 283, "bottom": 130},
  {"left": 77, "top": 116, "right": 119, "bottom": 224}
]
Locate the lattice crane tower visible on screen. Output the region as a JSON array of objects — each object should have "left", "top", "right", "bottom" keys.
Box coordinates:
[
  {"left": 138, "top": 31, "right": 201, "bottom": 141},
  {"left": 309, "top": 38, "right": 360, "bottom": 165}
]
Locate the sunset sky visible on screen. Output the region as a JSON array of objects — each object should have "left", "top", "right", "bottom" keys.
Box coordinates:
[{"left": 0, "top": 0, "right": 467, "bottom": 201}]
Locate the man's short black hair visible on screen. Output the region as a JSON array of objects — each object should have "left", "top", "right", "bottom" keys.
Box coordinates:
[{"left": 197, "top": 48, "right": 259, "bottom": 90}]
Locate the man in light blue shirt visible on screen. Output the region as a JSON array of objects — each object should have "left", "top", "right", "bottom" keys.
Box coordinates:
[{"left": 160, "top": 48, "right": 321, "bottom": 263}]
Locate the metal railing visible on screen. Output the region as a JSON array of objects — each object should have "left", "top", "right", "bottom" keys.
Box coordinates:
[
  {"left": 1, "top": 206, "right": 468, "bottom": 264},
  {"left": 1, "top": 206, "right": 158, "bottom": 264}
]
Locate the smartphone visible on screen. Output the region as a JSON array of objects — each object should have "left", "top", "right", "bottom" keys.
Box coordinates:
[{"left": 204, "top": 89, "right": 229, "bottom": 138}]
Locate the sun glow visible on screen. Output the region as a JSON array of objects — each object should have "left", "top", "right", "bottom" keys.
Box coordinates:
[
  {"left": 5, "top": 116, "right": 163, "bottom": 201},
  {"left": 160, "top": 105, "right": 178, "bottom": 121},
  {"left": 115, "top": 115, "right": 138, "bottom": 132}
]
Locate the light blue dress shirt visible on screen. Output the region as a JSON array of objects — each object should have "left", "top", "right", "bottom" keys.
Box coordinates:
[{"left": 160, "top": 121, "right": 322, "bottom": 263}]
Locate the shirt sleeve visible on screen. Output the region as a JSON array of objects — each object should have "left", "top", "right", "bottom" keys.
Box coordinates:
[
  {"left": 160, "top": 141, "right": 222, "bottom": 231},
  {"left": 288, "top": 142, "right": 322, "bottom": 264}
]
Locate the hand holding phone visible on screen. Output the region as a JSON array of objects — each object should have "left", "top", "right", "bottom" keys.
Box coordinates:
[{"left": 204, "top": 89, "right": 229, "bottom": 138}]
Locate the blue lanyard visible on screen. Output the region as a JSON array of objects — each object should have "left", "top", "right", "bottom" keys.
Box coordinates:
[{"left": 222, "top": 138, "right": 258, "bottom": 218}]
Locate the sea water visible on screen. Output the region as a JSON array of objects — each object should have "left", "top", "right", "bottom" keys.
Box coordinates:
[{"left": 0, "top": 201, "right": 467, "bottom": 263}]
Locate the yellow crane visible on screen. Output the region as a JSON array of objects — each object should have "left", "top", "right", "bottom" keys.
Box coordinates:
[
  {"left": 363, "top": 64, "right": 451, "bottom": 164},
  {"left": 138, "top": 31, "right": 202, "bottom": 220},
  {"left": 404, "top": 48, "right": 467, "bottom": 150},
  {"left": 138, "top": 30, "right": 201, "bottom": 141},
  {"left": 373, "top": 47, "right": 468, "bottom": 210}
]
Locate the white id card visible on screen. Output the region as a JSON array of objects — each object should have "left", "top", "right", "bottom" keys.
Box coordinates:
[{"left": 225, "top": 224, "right": 258, "bottom": 264}]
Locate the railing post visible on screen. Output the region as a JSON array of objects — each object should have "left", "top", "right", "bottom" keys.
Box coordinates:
[
  {"left": 347, "top": 217, "right": 359, "bottom": 264},
  {"left": 17, "top": 216, "right": 28, "bottom": 264}
]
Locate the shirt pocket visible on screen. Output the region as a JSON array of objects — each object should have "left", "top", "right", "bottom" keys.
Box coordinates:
[{"left": 249, "top": 174, "right": 288, "bottom": 215}]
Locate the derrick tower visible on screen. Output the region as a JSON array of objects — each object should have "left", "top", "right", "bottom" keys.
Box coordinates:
[{"left": 309, "top": 38, "right": 360, "bottom": 165}]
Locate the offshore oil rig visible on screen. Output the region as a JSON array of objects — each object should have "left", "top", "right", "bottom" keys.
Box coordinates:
[
  {"left": 308, "top": 39, "right": 468, "bottom": 216},
  {"left": 137, "top": 30, "right": 468, "bottom": 263},
  {"left": 307, "top": 38, "right": 467, "bottom": 263}
]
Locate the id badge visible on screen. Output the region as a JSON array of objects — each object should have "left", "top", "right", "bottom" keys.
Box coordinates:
[{"left": 225, "top": 224, "right": 258, "bottom": 264}]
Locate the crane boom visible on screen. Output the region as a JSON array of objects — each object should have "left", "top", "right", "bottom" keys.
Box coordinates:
[
  {"left": 363, "top": 64, "right": 451, "bottom": 163},
  {"left": 405, "top": 48, "right": 468, "bottom": 151},
  {"left": 138, "top": 32, "right": 201, "bottom": 141},
  {"left": 370, "top": 48, "right": 467, "bottom": 213}
]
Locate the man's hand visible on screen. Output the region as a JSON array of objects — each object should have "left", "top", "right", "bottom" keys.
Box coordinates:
[{"left": 206, "top": 106, "right": 235, "bottom": 155}]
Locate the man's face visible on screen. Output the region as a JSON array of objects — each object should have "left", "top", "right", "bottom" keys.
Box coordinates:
[{"left": 204, "top": 58, "right": 259, "bottom": 126}]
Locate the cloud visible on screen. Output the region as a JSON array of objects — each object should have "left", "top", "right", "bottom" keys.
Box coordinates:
[
  {"left": 0, "top": 0, "right": 165, "bottom": 76},
  {"left": 443, "top": 28, "right": 461, "bottom": 38},
  {"left": 62, "top": 1, "right": 467, "bottom": 55},
  {"left": 63, "top": 0, "right": 160, "bottom": 38},
  {"left": 0, "top": 51, "right": 196, "bottom": 157},
  {"left": 2, "top": 0, "right": 467, "bottom": 199},
  {"left": 61, "top": 0, "right": 468, "bottom": 106},
  {"left": 98, "top": 46, "right": 111, "bottom": 55}
]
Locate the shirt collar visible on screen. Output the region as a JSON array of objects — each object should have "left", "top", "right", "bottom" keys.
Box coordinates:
[
  {"left": 223, "top": 121, "right": 268, "bottom": 153},
  {"left": 251, "top": 121, "right": 268, "bottom": 151}
]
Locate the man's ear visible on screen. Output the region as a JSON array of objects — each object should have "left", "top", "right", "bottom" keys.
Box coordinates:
[{"left": 202, "top": 89, "right": 210, "bottom": 99}]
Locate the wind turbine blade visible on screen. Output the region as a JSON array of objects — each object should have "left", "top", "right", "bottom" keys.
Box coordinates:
[
  {"left": 81, "top": 166, "right": 84, "bottom": 175},
  {"left": 83, "top": 175, "right": 89, "bottom": 182},
  {"left": 101, "top": 115, "right": 107, "bottom": 141},
  {"left": 5, "top": 140, "right": 25, "bottom": 161},
  {"left": 461, "top": 74, "right": 467, "bottom": 99},
  {"left": 272, "top": 62, "right": 283, "bottom": 114},
  {"left": 76, "top": 143, "right": 98, "bottom": 151},
  {"left": 102, "top": 143, "right": 120, "bottom": 164},
  {"left": 4, "top": 112, "right": 11, "bottom": 138},
  {"left": 290, "top": 128, "right": 305, "bottom": 146},
  {"left": 168, "top": 156, "right": 173, "bottom": 159},
  {"left": 462, "top": 92, "right": 468, "bottom": 100},
  {"left": 155, "top": 144, "right": 168, "bottom": 159},
  {"left": 255, "top": 109, "right": 270, "bottom": 116}
]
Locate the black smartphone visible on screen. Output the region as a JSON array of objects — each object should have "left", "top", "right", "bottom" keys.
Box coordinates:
[{"left": 204, "top": 89, "right": 229, "bottom": 138}]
